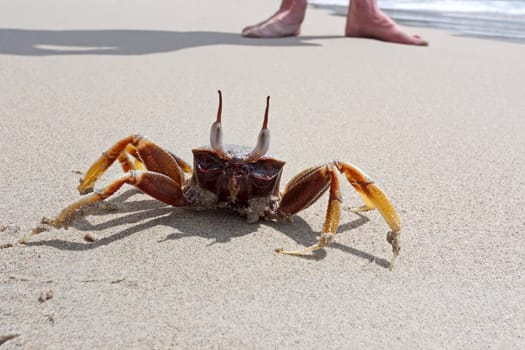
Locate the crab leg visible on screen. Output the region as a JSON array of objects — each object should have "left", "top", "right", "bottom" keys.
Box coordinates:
[
  {"left": 117, "top": 144, "right": 146, "bottom": 172},
  {"left": 78, "top": 134, "right": 190, "bottom": 194},
  {"left": 276, "top": 161, "right": 401, "bottom": 270},
  {"left": 19, "top": 170, "right": 187, "bottom": 243},
  {"left": 276, "top": 164, "right": 341, "bottom": 255},
  {"left": 334, "top": 161, "right": 401, "bottom": 269}
]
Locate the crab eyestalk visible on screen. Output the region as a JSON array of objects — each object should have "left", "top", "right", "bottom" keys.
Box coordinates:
[
  {"left": 246, "top": 96, "right": 271, "bottom": 162},
  {"left": 210, "top": 90, "right": 225, "bottom": 155}
]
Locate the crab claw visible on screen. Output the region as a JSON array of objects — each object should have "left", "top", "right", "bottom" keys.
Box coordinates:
[
  {"left": 246, "top": 96, "right": 270, "bottom": 162},
  {"left": 210, "top": 90, "right": 225, "bottom": 155}
]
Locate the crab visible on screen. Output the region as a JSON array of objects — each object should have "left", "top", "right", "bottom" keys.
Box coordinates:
[{"left": 20, "top": 91, "right": 401, "bottom": 269}]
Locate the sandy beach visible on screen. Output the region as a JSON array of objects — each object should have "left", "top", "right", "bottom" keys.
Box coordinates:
[{"left": 1, "top": 0, "right": 524, "bottom": 348}]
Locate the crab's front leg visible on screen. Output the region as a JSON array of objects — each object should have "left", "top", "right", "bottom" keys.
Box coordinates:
[
  {"left": 335, "top": 161, "right": 401, "bottom": 269},
  {"left": 276, "top": 163, "right": 341, "bottom": 255},
  {"left": 78, "top": 134, "right": 191, "bottom": 194},
  {"left": 276, "top": 161, "right": 401, "bottom": 270}
]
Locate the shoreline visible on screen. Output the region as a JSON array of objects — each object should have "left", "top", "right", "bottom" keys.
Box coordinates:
[{"left": 311, "top": 3, "right": 525, "bottom": 43}]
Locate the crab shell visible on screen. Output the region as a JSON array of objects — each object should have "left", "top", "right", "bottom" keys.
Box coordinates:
[{"left": 191, "top": 145, "right": 285, "bottom": 206}]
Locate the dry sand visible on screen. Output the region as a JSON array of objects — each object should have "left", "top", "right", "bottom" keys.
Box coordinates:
[{"left": 1, "top": 0, "right": 524, "bottom": 348}]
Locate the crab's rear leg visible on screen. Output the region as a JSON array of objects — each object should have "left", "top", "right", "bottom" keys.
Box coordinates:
[
  {"left": 335, "top": 161, "right": 401, "bottom": 270},
  {"left": 276, "top": 164, "right": 341, "bottom": 255},
  {"left": 19, "top": 170, "right": 187, "bottom": 243},
  {"left": 78, "top": 134, "right": 191, "bottom": 194}
]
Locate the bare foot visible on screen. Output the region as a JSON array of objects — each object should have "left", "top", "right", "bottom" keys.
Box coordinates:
[
  {"left": 345, "top": 0, "right": 428, "bottom": 46},
  {"left": 242, "top": 0, "right": 307, "bottom": 38}
]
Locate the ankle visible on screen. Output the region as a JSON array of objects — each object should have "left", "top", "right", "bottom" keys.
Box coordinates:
[
  {"left": 350, "top": 0, "right": 379, "bottom": 14},
  {"left": 279, "top": 0, "right": 307, "bottom": 25},
  {"left": 280, "top": 0, "right": 307, "bottom": 13}
]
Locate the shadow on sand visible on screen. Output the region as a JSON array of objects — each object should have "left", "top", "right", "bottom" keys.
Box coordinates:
[
  {"left": 24, "top": 189, "right": 390, "bottom": 269},
  {"left": 0, "top": 29, "right": 341, "bottom": 56}
]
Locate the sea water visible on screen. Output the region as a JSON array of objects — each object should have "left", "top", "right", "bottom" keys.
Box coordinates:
[{"left": 310, "top": 0, "right": 525, "bottom": 42}]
